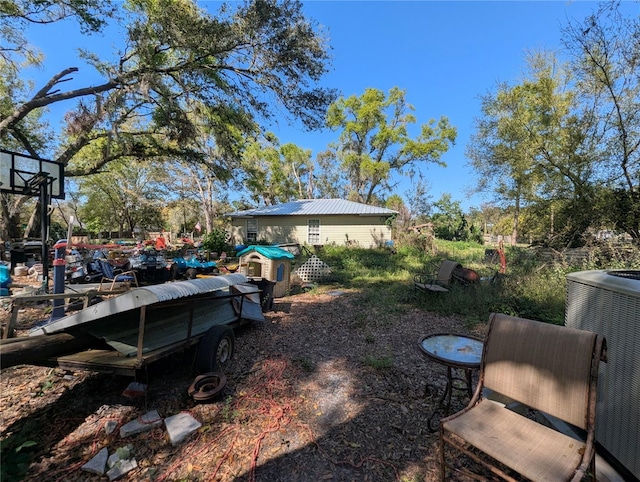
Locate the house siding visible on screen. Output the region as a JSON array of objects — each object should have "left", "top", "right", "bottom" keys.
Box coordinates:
[{"left": 230, "top": 214, "right": 392, "bottom": 248}]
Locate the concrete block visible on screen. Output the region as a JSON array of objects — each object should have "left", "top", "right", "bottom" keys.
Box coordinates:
[
  {"left": 105, "top": 420, "right": 118, "bottom": 435},
  {"left": 119, "top": 410, "right": 162, "bottom": 438},
  {"left": 164, "top": 412, "right": 202, "bottom": 445},
  {"left": 107, "top": 458, "right": 138, "bottom": 481},
  {"left": 81, "top": 447, "right": 108, "bottom": 475}
]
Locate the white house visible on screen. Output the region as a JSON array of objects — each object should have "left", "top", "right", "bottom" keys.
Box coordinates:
[{"left": 226, "top": 199, "right": 397, "bottom": 248}]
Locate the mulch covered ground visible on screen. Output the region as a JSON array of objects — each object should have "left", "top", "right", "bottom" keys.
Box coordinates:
[{"left": 1, "top": 277, "right": 488, "bottom": 481}]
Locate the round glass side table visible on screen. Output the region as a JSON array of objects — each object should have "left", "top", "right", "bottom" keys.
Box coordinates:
[{"left": 418, "top": 333, "right": 484, "bottom": 431}]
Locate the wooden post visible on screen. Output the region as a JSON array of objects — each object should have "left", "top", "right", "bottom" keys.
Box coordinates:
[
  {"left": 3, "top": 302, "right": 20, "bottom": 339},
  {"left": 136, "top": 305, "right": 147, "bottom": 365}
]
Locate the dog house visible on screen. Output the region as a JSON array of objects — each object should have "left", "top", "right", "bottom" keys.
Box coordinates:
[{"left": 237, "top": 245, "right": 294, "bottom": 298}]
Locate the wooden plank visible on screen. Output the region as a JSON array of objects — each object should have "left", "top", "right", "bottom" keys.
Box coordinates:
[
  {"left": 54, "top": 338, "right": 203, "bottom": 376},
  {"left": 56, "top": 349, "right": 140, "bottom": 376}
]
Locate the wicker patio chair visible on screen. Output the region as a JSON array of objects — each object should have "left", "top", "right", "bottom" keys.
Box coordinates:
[
  {"left": 439, "top": 312, "right": 606, "bottom": 482},
  {"left": 413, "top": 259, "right": 462, "bottom": 293}
]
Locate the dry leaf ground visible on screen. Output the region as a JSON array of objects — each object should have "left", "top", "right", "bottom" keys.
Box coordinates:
[{"left": 1, "top": 276, "right": 488, "bottom": 482}]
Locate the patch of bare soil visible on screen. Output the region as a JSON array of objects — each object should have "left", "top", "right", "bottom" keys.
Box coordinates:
[{"left": 1, "top": 279, "right": 488, "bottom": 481}]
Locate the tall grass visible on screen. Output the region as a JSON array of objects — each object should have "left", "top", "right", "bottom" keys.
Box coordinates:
[{"left": 305, "top": 241, "right": 640, "bottom": 328}]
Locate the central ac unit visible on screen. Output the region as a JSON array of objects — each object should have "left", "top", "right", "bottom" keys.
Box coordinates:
[{"left": 565, "top": 269, "right": 640, "bottom": 481}]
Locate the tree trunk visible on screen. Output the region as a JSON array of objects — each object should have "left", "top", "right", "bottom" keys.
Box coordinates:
[
  {"left": 511, "top": 198, "right": 520, "bottom": 246},
  {"left": 0, "top": 332, "right": 98, "bottom": 369}
]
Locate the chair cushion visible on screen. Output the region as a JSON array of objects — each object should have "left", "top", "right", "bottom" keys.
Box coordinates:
[
  {"left": 115, "top": 274, "right": 135, "bottom": 282},
  {"left": 442, "top": 399, "right": 585, "bottom": 482}
]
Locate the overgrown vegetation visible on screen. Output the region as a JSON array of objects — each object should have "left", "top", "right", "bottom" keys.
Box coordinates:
[
  {"left": 309, "top": 240, "right": 640, "bottom": 327},
  {"left": 201, "top": 228, "right": 234, "bottom": 255}
]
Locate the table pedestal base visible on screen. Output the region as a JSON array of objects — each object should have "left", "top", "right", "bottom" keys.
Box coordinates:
[{"left": 426, "top": 366, "right": 474, "bottom": 432}]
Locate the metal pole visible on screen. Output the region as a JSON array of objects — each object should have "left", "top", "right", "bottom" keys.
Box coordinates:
[
  {"left": 50, "top": 242, "right": 67, "bottom": 320},
  {"left": 40, "top": 181, "right": 49, "bottom": 293}
]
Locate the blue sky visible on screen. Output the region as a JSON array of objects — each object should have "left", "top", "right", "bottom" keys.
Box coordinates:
[{"left": 23, "top": 1, "right": 639, "bottom": 211}]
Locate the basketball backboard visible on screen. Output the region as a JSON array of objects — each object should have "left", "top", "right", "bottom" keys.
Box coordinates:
[{"left": 0, "top": 149, "right": 65, "bottom": 199}]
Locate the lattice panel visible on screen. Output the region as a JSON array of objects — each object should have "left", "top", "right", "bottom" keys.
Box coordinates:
[{"left": 295, "top": 255, "right": 332, "bottom": 282}]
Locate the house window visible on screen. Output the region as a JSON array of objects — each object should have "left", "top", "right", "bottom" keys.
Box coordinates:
[
  {"left": 246, "top": 219, "right": 257, "bottom": 243},
  {"left": 308, "top": 218, "right": 320, "bottom": 244}
]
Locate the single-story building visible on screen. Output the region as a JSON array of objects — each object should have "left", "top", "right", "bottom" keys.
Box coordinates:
[{"left": 226, "top": 199, "right": 397, "bottom": 248}]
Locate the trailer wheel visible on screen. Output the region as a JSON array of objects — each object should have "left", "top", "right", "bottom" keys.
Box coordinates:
[
  {"left": 186, "top": 268, "right": 198, "bottom": 279},
  {"left": 197, "top": 325, "right": 235, "bottom": 373}
]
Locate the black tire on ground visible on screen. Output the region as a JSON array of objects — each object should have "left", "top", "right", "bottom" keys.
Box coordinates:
[
  {"left": 196, "top": 325, "right": 235, "bottom": 373},
  {"left": 186, "top": 268, "right": 198, "bottom": 279}
]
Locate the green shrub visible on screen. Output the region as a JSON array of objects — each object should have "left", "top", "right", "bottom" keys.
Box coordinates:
[{"left": 201, "top": 228, "right": 233, "bottom": 254}]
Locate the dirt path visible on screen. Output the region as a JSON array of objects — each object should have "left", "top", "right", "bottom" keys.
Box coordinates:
[{"left": 1, "top": 286, "right": 485, "bottom": 481}]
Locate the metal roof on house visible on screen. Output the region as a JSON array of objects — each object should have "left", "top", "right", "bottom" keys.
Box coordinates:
[{"left": 226, "top": 199, "right": 397, "bottom": 217}]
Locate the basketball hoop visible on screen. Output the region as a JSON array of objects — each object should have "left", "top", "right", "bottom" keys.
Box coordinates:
[
  {"left": 1, "top": 149, "right": 66, "bottom": 294},
  {"left": 0, "top": 149, "right": 64, "bottom": 199}
]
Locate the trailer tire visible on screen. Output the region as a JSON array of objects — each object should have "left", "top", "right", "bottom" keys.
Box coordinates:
[
  {"left": 186, "top": 268, "right": 198, "bottom": 279},
  {"left": 197, "top": 325, "right": 235, "bottom": 373}
]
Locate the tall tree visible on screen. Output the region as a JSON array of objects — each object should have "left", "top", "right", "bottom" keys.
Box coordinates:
[
  {"left": 467, "top": 80, "right": 541, "bottom": 245},
  {"left": 405, "top": 178, "right": 433, "bottom": 222},
  {"left": 0, "top": 0, "right": 116, "bottom": 72},
  {"left": 240, "top": 133, "right": 314, "bottom": 205},
  {"left": 280, "top": 143, "right": 315, "bottom": 199},
  {"left": 467, "top": 51, "right": 598, "bottom": 246},
  {"left": 562, "top": 2, "right": 640, "bottom": 241},
  {"left": 312, "top": 149, "right": 348, "bottom": 199},
  {"left": 77, "top": 157, "right": 165, "bottom": 237},
  {"left": 161, "top": 157, "right": 233, "bottom": 235},
  {"left": 1, "top": 0, "right": 336, "bottom": 237},
  {"left": 431, "top": 193, "right": 470, "bottom": 241},
  {"left": 325, "top": 87, "right": 456, "bottom": 204}
]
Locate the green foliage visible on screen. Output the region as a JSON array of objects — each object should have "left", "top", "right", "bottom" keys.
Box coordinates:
[
  {"left": 37, "top": 374, "right": 55, "bottom": 396},
  {"left": 562, "top": 4, "right": 640, "bottom": 241},
  {"left": 202, "top": 228, "right": 232, "bottom": 254},
  {"left": 48, "top": 221, "right": 68, "bottom": 243},
  {"left": 1, "top": 0, "right": 337, "bottom": 239},
  {"left": 431, "top": 193, "right": 483, "bottom": 243},
  {"left": 467, "top": 5, "right": 640, "bottom": 245},
  {"left": 220, "top": 396, "right": 241, "bottom": 423},
  {"left": 309, "top": 241, "right": 639, "bottom": 328},
  {"left": 241, "top": 134, "right": 315, "bottom": 205},
  {"left": 0, "top": 431, "right": 39, "bottom": 481},
  {"left": 325, "top": 87, "right": 456, "bottom": 204},
  {"left": 362, "top": 354, "right": 394, "bottom": 369},
  {"left": 395, "top": 230, "right": 434, "bottom": 254},
  {"left": 76, "top": 157, "right": 165, "bottom": 238}
]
